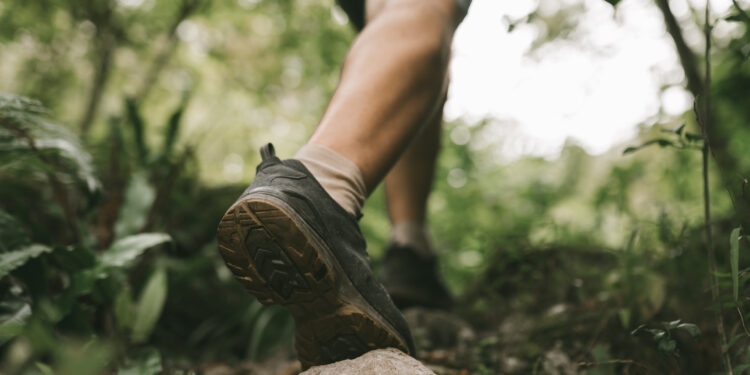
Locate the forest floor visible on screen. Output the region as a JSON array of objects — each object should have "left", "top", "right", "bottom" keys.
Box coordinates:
[{"left": 190, "top": 246, "right": 720, "bottom": 375}]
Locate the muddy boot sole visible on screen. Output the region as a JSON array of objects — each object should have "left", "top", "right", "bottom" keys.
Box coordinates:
[{"left": 216, "top": 193, "right": 409, "bottom": 368}]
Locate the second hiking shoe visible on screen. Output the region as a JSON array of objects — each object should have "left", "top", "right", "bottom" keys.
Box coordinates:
[{"left": 216, "top": 143, "right": 415, "bottom": 368}]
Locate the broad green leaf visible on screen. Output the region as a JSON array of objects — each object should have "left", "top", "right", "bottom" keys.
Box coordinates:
[
  {"left": 657, "top": 338, "right": 677, "bottom": 353},
  {"left": 650, "top": 329, "right": 666, "bottom": 340},
  {"left": 0, "top": 93, "right": 100, "bottom": 193},
  {"left": 114, "top": 172, "right": 157, "bottom": 238},
  {"left": 0, "top": 209, "right": 29, "bottom": 251},
  {"left": 0, "top": 303, "right": 31, "bottom": 345},
  {"left": 99, "top": 233, "right": 171, "bottom": 269},
  {"left": 57, "top": 339, "right": 113, "bottom": 375},
  {"left": 604, "top": 0, "right": 621, "bottom": 7},
  {"left": 731, "top": 227, "right": 741, "bottom": 302},
  {"left": 114, "top": 287, "right": 134, "bottom": 331},
  {"left": 118, "top": 347, "right": 162, "bottom": 375},
  {"left": 35, "top": 362, "right": 54, "bottom": 375},
  {"left": 677, "top": 323, "right": 701, "bottom": 338},
  {"left": 131, "top": 268, "right": 168, "bottom": 344},
  {"left": 0, "top": 244, "right": 52, "bottom": 279}
]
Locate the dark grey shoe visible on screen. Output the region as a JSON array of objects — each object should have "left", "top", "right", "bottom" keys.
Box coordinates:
[
  {"left": 216, "top": 144, "right": 415, "bottom": 368},
  {"left": 382, "top": 244, "right": 454, "bottom": 310}
]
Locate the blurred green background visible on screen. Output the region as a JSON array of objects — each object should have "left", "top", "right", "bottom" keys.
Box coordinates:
[{"left": 1, "top": 0, "right": 750, "bottom": 373}]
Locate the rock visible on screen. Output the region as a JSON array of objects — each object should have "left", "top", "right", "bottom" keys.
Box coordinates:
[
  {"left": 541, "top": 344, "right": 577, "bottom": 375},
  {"left": 300, "top": 348, "right": 436, "bottom": 375}
]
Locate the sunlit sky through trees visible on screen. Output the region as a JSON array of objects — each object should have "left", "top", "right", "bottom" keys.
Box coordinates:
[{"left": 440, "top": 0, "right": 743, "bottom": 161}]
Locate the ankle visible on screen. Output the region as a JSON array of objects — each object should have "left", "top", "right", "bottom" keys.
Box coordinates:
[
  {"left": 390, "top": 220, "right": 435, "bottom": 258},
  {"left": 295, "top": 143, "right": 367, "bottom": 217}
]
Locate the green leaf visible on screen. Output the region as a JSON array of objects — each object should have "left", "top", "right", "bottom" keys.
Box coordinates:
[
  {"left": 131, "top": 268, "right": 168, "bottom": 344},
  {"left": 35, "top": 362, "right": 54, "bottom": 375},
  {"left": 685, "top": 132, "right": 704, "bottom": 142},
  {"left": 651, "top": 329, "right": 666, "bottom": 340},
  {"left": 0, "top": 93, "right": 100, "bottom": 193},
  {"left": 161, "top": 99, "right": 187, "bottom": 159},
  {"left": 99, "top": 233, "right": 171, "bottom": 269},
  {"left": 604, "top": 0, "right": 621, "bottom": 7},
  {"left": 125, "top": 98, "right": 149, "bottom": 165},
  {"left": 657, "top": 338, "right": 677, "bottom": 353},
  {"left": 118, "top": 347, "right": 162, "bottom": 375},
  {"left": 676, "top": 323, "right": 701, "bottom": 338},
  {"left": 661, "top": 123, "right": 686, "bottom": 135},
  {"left": 0, "top": 244, "right": 52, "bottom": 279},
  {"left": 0, "top": 303, "right": 31, "bottom": 345},
  {"left": 731, "top": 227, "right": 741, "bottom": 302},
  {"left": 663, "top": 319, "right": 681, "bottom": 330},
  {"left": 631, "top": 324, "right": 647, "bottom": 336},
  {"left": 0, "top": 209, "right": 30, "bottom": 251},
  {"left": 623, "top": 139, "right": 676, "bottom": 155},
  {"left": 114, "top": 287, "right": 134, "bottom": 331},
  {"left": 114, "top": 172, "right": 157, "bottom": 238}
]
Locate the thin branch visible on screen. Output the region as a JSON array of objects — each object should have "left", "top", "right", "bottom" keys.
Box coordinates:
[
  {"left": 737, "top": 306, "right": 750, "bottom": 337},
  {"left": 77, "top": 0, "right": 118, "bottom": 139},
  {"left": 701, "top": 2, "right": 734, "bottom": 372},
  {"left": 656, "top": 0, "right": 750, "bottom": 234},
  {"left": 654, "top": 0, "right": 704, "bottom": 97},
  {"left": 79, "top": 36, "right": 115, "bottom": 138},
  {"left": 133, "top": 0, "right": 203, "bottom": 102},
  {"left": 731, "top": 0, "right": 750, "bottom": 24}
]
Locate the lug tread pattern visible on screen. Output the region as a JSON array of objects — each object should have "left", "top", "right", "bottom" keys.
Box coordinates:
[{"left": 216, "top": 198, "right": 407, "bottom": 368}]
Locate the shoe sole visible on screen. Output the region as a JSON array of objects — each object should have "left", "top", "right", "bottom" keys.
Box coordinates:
[{"left": 216, "top": 192, "right": 408, "bottom": 368}]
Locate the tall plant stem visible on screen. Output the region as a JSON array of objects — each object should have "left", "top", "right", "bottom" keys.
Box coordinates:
[
  {"left": 702, "top": 2, "right": 733, "bottom": 373},
  {"left": 705, "top": 143, "right": 733, "bottom": 374}
]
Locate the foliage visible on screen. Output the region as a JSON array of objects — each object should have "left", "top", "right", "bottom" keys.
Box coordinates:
[
  {"left": 0, "top": 0, "right": 750, "bottom": 373},
  {"left": 631, "top": 320, "right": 701, "bottom": 356}
]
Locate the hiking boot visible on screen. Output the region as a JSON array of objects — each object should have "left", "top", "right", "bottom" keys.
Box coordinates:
[
  {"left": 382, "top": 244, "right": 454, "bottom": 309},
  {"left": 216, "top": 143, "right": 415, "bottom": 368}
]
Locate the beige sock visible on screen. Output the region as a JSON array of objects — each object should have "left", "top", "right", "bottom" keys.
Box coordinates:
[
  {"left": 390, "top": 220, "right": 435, "bottom": 258},
  {"left": 295, "top": 144, "right": 367, "bottom": 217}
]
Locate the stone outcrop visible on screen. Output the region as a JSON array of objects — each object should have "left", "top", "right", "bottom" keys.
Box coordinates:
[{"left": 300, "top": 348, "right": 436, "bottom": 375}]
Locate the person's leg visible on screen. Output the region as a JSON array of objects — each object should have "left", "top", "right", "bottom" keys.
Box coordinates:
[
  {"left": 218, "top": 0, "right": 470, "bottom": 367},
  {"left": 307, "top": 0, "right": 464, "bottom": 193},
  {"left": 385, "top": 96, "right": 442, "bottom": 227},
  {"left": 381, "top": 97, "right": 454, "bottom": 309}
]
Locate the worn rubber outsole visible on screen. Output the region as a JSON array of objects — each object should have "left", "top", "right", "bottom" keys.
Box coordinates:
[{"left": 216, "top": 193, "right": 408, "bottom": 368}]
